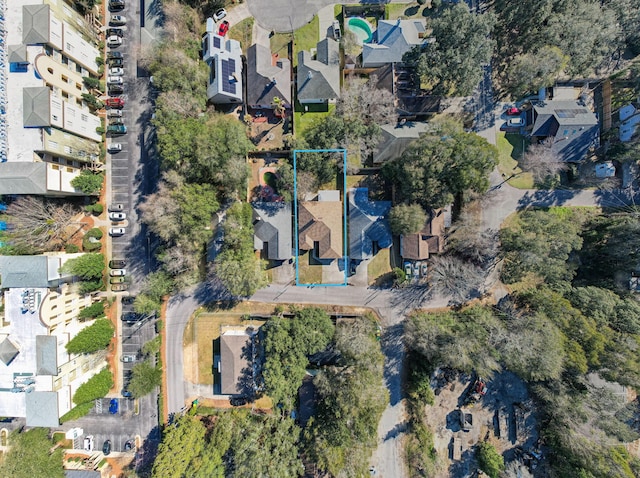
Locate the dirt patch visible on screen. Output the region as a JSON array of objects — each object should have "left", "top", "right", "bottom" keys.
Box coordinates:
[{"left": 425, "top": 370, "right": 541, "bottom": 477}]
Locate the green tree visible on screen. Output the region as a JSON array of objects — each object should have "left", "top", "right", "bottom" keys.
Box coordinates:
[
  {"left": 73, "top": 368, "right": 113, "bottom": 405},
  {"left": 71, "top": 170, "right": 104, "bottom": 195},
  {"left": 77, "top": 301, "right": 105, "bottom": 320},
  {"left": 290, "top": 307, "right": 335, "bottom": 355},
  {"left": 383, "top": 121, "right": 497, "bottom": 209},
  {"left": 0, "top": 428, "right": 64, "bottom": 478},
  {"left": 504, "top": 46, "right": 568, "bottom": 98},
  {"left": 404, "top": 3, "right": 495, "bottom": 96},
  {"left": 389, "top": 204, "right": 427, "bottom": 235},
  {"left": 60, "top": 253, "right": 105, "bottom": 280},
  {"left": 275, "top": 161, "right": 295, "bottom": 203},
  {"left": 152, "top": 416, "right": 206, "bottom": 478},
  {"left": 66, "top": 318, "right": 114, "bottom": 354},
  {"left": 476, "top": 442, "right": 504, "bottom": 478},
  {"left": 128, "top": 361, "right": 162, "bottom": 398},
  {"left": 142, "top": 336, "right": 162, "bottom": 357}
]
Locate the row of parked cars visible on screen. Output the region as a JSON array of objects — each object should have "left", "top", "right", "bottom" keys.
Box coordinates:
[
  {"left": 106, "top": 10, "right": 128, "bottom": 136},
  {"left": 404, "top": 261, "right": 428, "bottom": 279}
]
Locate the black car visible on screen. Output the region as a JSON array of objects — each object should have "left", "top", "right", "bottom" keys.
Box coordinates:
[
  {"left": 102, "top": 440, "right": 112, "bottom": 455},
  {"left": 108, "top": 57, "right": 124, "bottom": 68},
  {"left": 124, "top": 440, "right": 134, "bottom": 451},
  {"left": 108, "top": 85, "right": 124, "bottom": 95},
  {"left": 110, "top": 259, "right": 126, "bottom": 269},
  {"left": 109, "top": 0, "right": 125, "bottom": 11},
  {"left": 107, "top": 51, "right": 123, "bottom": 60},
  {"left": 107, "top": 28, "right": 124, "bottom": 37}
]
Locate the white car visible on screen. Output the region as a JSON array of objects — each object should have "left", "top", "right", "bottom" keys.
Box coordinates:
[
  {"left": 84, "top": 435, "right": 94, "bottom": 451},
  {"left": 110, "top": 15, "right": 127, "bottom": 25},
  {"left": 109, "top": 67, "right": 124, "bottom": 76},
  {"left": 507, "top": 117, "right": 524, "bottom": 127},
  {"left": 213, "top": 8, "right": 227, "bottom": 22},
  {"left": 108, "top": 109, "right": 123, "bottom": 118},
  {"left": 109, "top": 212, "right": 126, "bottom": 221},
  {"left": 107, "top": 76, "right": 123, "bottom": 85},
  {"left": 110, "top": 268, "right": 127, "bottom": 276},
  {"left": 107, "top": 143, "right": 122, "bottom": 153},
  {"left": 107, "top": 35, "right": 122, "bottom": 47},
  {"left": 109, "top": 227, "right": 126, "bottom": 236}
]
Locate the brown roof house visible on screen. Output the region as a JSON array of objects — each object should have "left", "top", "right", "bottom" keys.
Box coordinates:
[
  {"left": 218, "top": 326, "right": 257, "bottom": 396},
  {"left": 400, "top": 209, "right": 448, "bottom": 260},
  {"left": 298, "top": 190, "right": 343, "bottom": 261}
]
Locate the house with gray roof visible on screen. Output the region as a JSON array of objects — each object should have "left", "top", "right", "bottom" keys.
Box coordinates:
[
  {"left": 529, "top": 100, "right": 599, "bottom": 162},
  {"left": 252, "top": 202, "right": 292, "bottom": 262},
  {"left": 247, "top": 44, "right": 291, "bottom": 109},
  {"left": 297, "top": 38, "right": 340, "bottom": 105},
  {"left": 373, "top": 121, "right": 431, "bottom": 164},
  {"left": 348, "top": 188, "right": 392, "bottom": 261},
  {"left": 362, "top": 19, "right": 427, "bottom": 68},
  {"left": 219, "top": 326, "right": 257, "bottom": 396}
]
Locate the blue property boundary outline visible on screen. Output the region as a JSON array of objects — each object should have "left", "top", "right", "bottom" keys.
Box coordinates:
[{"left": 293, "top": 149, "right": 348, "bottom": 287}]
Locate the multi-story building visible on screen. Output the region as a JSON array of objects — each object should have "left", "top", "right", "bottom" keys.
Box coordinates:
[
  {"left": 0, "top": 254, "right": 106, "bottom": 426},
  {"left": 0, "top": 0, "right": 103, "bottom": 196}
]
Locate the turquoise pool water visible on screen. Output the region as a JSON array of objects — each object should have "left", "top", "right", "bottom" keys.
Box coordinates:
[{"left": 346, "top": 17, "right": 373, "bottom": 45}]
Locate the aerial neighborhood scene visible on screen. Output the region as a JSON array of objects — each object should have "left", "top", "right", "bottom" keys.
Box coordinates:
[{"left": 1, "top": 0, "right": 640, "bottom": 477}]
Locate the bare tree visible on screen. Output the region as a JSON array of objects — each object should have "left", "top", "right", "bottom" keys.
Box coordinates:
[
  {"left": 295, "top": 171, "right": 317, "bottom": 200},
  {"left": 337, "top": 75, "right": 396, "bottom": 127},
  {"left": 159, "top": 244, "right": 200, "bottom": 276},
  {"left": 448, "top": 210, "right": 499, "bottom": 269},
  {"left": 139, "top": 171, "right": 183, "bottom": 243},
  {"left": 4, "top": 197, "right": 82, "bottom": 253},
  {"left": 156, "top": 90, "right": 202, "bottom": 118},
  {"left": 520, "top": 143, "right": 568, "bottom": 184},
  {"left": 429, "top": 255, "right": 486, "bottom": 305}
]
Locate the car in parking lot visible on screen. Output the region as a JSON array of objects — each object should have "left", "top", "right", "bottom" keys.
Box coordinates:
[
  {"left": 84, "top": 435, "right": 94, "bottom": 451},
  {"left": 107, "top": 124, "right": 126, "bottom": 134},
  {"left": 110, "top": 15, "right": 127, "bottom": 25},
  {"left": 412, "top": 261, "right": 421, "bottom": 277},
  {"left": 421, "top": 262, "right": 428, "bottom": 277},
  {"left": 109, "top": 0, "right": 125, "bottom": 11},
  {"left": 112, "top": 283, "right": 129, "bottom": 292},
  {"left": 107, "top": 142, "right": 122, "bottom": 152},
  {"left": 108, "top": 76, "right": 123, "bottom": 85},
  {"left": 109, "top": 57, "right": 124, "bottom": 68},
  {"left": 122, "top": 389, "right": 133, "bottom": 398},
  {"left": 110, "top": 268, "right": 126, "bottom": 276},
  {"left": 110, "top": 259, "right": 126, "bottom": 268},
  {"left": 213, "top": 8, "right": 227, "bottom": 21},
  {"left": 109, "top": 67, "right": 124, "bottom": 76},
  {"left": 404, "top": 261, "right": 412, "bottom": 277},
  {"left": 109, "top": 398, "right": 119, "bottom": 414},
  {"left": 107, "top": 35, "right": 122, "bottom": 47},
  {"left": 507, "top": 117, "right": 524, "bottom": 127},
  {"left": 110, "top": 276, "right": 126, "bottom": 284},
  {"left": 107, "top": 28, "right": 124, "bottom": 37},
  {"left": 109, "top": 212, "right": 126, "bottom": 221},
  {"left": 108, "top": 85, "right": 124, "bottom": 95},
  {"left": 124, "top": 440, "right": 134, "bottom": 451},
  {"left": 109, "top": 203, "right": 124, "bottom": 212},
  {"left": 108, "top": 109, "right": 123, "bottom": 118},
  {"left": 107, "top": 51, "right": 123, "bottom": 60},
  {"left": 218, "top": 20, "right": 229, "bottom": 36},
  {"left": 105, "top": 97, "right": 124, "bottom": 108},
  {"left": 109, "top": 228, "right": 126, "bottom": 237},
  {"left": 102, "top": 440, "right": 112, "bottom": 455},
  {"left": 121, "top": 355, "right": 137, "bottom": 363}
]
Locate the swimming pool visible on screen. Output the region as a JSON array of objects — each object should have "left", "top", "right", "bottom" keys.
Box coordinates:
[{"left": 346, "top": 17, "right": 373, "bottom": 45}]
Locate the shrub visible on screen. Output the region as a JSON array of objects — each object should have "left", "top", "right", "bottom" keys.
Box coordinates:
[
  {"left": 72, "top": 368, "right": 113, "bottom": 405},
  {"left": 477, "top": 442, "right": 505, "bottom": 478},
  {"left": 79, "top": 279, "right": 103, "bottom": 293},
  {"left": 66, "top": 318, "right": 114, "bottom": 354},
  {"left": 82, "top": 228, "right": 104, "bottom": 252},
  {"left": 78, "top": 301, "right": 105, "bottom": 320},
  {"left": 155, "top": 320, "right": 164, "bottom": 333},
  {"left": 85, "top": 203, "right": 103, "bottom": 215},
  {"left": 65, "top": 244, "right": 80, "bottom": 253},
  {"left": 59, "top": 402, "right": 94, "bottom": 423}
]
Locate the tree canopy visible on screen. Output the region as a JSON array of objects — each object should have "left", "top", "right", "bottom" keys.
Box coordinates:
[
  {"left": 73, "top": 368, "right": 113, "bottom": 405},
  {"left": 404, "top": 3, "right": 495, "bottom": 96},
  {"left": 152, "top": 416, "right": 206, "bottom": 478},
  {"left": 0, "top": 428, "right": 64, "bottom": 478},
  {"left": 382, "top": 120, "right": 497, "bottom": 209},
  {"left": 71, "top": 170, "right": 104, "bottom": 195},
  {"left": 128, "top": 360, "right": 162, "bottom": 398},
  {"left": 66, "top": 318, "right": 114, "bottom": 354},
  {"left": 60, "top": 253, "right": 105, "bottom": 281},
  {"left": 388, "top": 204, "right": 427, "bottom": 236}
]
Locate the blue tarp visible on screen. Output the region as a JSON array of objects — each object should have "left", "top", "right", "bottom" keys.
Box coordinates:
[{"left": 0, "top": 222, "right": 7, "bottom": 231}]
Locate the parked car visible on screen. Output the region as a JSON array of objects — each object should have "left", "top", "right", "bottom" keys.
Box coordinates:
[
  {"left": 110, "top": 259, "right": 126, "bottom": 268},
  {"left": 110, "top": 269, "right": 126, "bottom": 277},
  {"left": 412, "top": 261, "right": 421, "bottom": 277},
  {"left": 110, "top": 15, "right": 127, "bottom": 25},
  {"left": 404, "top": 262, "right": 412, "bottom": 278},
  {"left": 109, "top": 57, "right": 124, "bottom": 68},
  {"left": 218, "top": 20, "right": 229, "bottom": 36},
  {"left": 109, "top": 212, "right": 126, "bottom": 221},
  {"left": 332, "top": 20, "right": 341, "bottom": 40},
  {"left": 124, "top": 440, "right": 134, "bottom": 451},
  {"left": 107, "top": 143, "right": 122, "bottom": 153},
  {"left": 108, "top": 203, "right": 124, "bottom": 212},
  {"left": 107, "top": 51, "right": 123, "bottom": 60},
  {"left": 109, "top": 67, "right": 124, "bottom": 76},
  {"left": 109, "top": 0, "right": 125, "bottom": 11},
  {"left": 105, "top": 97, "right": 124, "bottom": 108},
  {"left": 121, "top": 355, "right": 136, "bottom": 363},
  {"left": 507, "top": 117, "right": 524, "bottom": 127},
  {"left": 107, "top": 28, "right": 124, "bottom": 37},
  {"left": 110, "top": 276, "right": 126, "bottom": 284},
  {"left": 108, "top": 109, "right": 123, "bottom": 118},
  {"left": 506, "top": 107, "right": 521, "bottom": 116},
  {"left": 109, "top": 398, "right": 119, "bottom": 414},
  {"left": 213, "top": 8, "right": 227, "bottom": 21},
  {"left": 107, "top": 35, "right": 122, "bottom": 47},
  {"left": 107, "top": 124, "right": 126, "bottom": 134},
  {"left": 102, "top": 440, "right": 112, "bottom": 455},
  {"left": 122, "top": 389, "right": 133, "bottom": 398},
  {"left": 109, "top": 228, "right": 126, "bottom": 237},
  {"left": 84, "top": 436, "right": 94, "bottom": 451},
  {"left": 112, "top": 283, "right": 129, "bottom": 292},
  {"left": 421, "top": 262, "right": 428, "bottom": 278},
  {"left": 108, "top": 85, "right": 124, "bottom": 95},
  {"left": 108, "top": 76, "right": 123, "bottom": 85}
]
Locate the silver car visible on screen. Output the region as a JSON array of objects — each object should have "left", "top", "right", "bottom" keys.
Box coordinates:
[
  {"left": 109, "top": 227, "right": 126, "bottom": 236},
  {"left": 109, "top": 212, "right": 126, "bottom": 221}
]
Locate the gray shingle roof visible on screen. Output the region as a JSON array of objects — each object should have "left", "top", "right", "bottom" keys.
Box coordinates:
[
  {"left": 0, "top": 337, "right": 20, "bottom": 365},
  {"left": 23, "top": 4, "right": 51, "bottom": 45},
  {"left": 297, "top": 38, "right": 340, "bottom": 103},
  {"left": 23, "top": 87, "right": 51, "bottom": 127},
  {"left": 0, "top": 162, "right": 49, "bottom": 195},
  {"left": 348, "top": 188, "right": 392, "bottom": 260},
  {"left": 220, "top": 329, "right": 254, "bottom": 395},
  {"left": 25, "top": 391, "right": 59, "bottom": 427},
  {"left": 374, "top": 122, "right": 431, "bottom": 164},
  {"left": 246, "top": 44, "right": 292, "bottom": 107},
  {"left": 252, "top": 202, "right": 292, "bottom": 261},
  {"left": 8, "top": 44, "right": 28, "bottom": 63},
  {"left": 0, "top": 255, "right": 50, "bottom": 289},
  {"left": 362, "top": 19, "right": 426, "bottom": 67},
  {"left": 36, "top": 335, "right": 58, "bottom": 376}
]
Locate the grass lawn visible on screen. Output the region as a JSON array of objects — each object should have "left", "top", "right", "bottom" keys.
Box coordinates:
[
  {"left": 297, "top": 251, "right": 323, "bottom": 284},
  {"left": 293, "top": 15, "right": 320, "bottom": 66},
  {"left": 496, "top": 132, "right": 534, "bottom": 189},
  {"left": 228, "top": 17, "right": 254, "bottom": 50},
  {"left": 367, "top": 248, "right": 392, "bottom": 284},
  {"left": 270, "top": 32, "right": 291, "bottom": 62},
  {"left": 294, "top": 103, "right": 335, "bottom": 137}
]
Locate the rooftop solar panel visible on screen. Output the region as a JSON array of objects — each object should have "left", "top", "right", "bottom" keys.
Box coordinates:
[
  {"left": 221, "top": 58, "right": 237, "bottom": 94},
  {"left": 213, "top": 36, "right": 221, "bottom": 49}
]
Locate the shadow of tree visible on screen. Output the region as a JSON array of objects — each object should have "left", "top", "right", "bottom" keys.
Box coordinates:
[{"left": 381, "top": 322, "right": 405, "bottom": 406}]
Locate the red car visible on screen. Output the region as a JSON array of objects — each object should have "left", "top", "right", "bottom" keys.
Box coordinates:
[
  {"left": 106, "top": 97, "right": 124, "bottom": 108},
  {"left": 506, "top": 107, "right": 521, "bottom": 116},
  {"left": 218, "top": 20, "right": 229, "bottom": 36}
]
